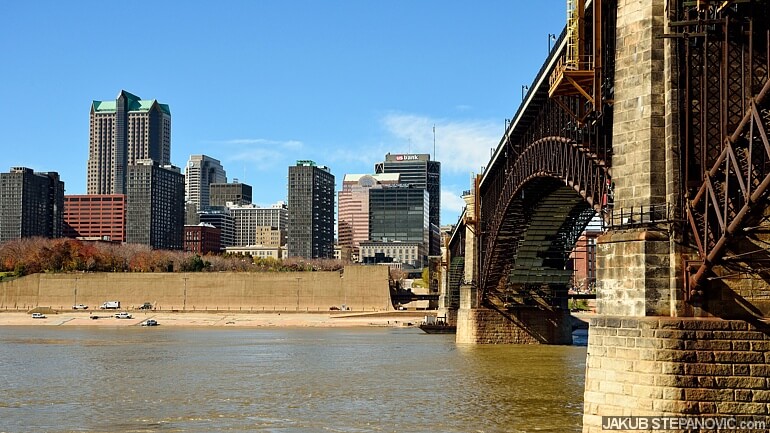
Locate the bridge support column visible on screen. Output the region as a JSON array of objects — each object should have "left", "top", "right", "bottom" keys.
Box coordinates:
[
  {"left": 578, "top": 0, "right": 770, "bottom": 428},
  {"left": 457, "top": 284, "right": 572, "bottom": 344},
  {"left": 595, "top": 230, "right": 683, "bottom": 317},
  {"left": 583, "top": 316, "right": 770, "bottom": 432}
]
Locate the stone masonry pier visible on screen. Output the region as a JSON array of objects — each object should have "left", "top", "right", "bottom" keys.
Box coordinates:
[
  {"left": 456, "top": 283, "right": 572, "bottom": 345},
  {"left": 583, "top": 317, "right": 770, "bottom": 432},
  {"left": 457, "top": 306, "right": 573, "bottom": 345}
]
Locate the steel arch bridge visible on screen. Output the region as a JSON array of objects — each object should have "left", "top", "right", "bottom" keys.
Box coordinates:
[
  {"left": 446, "top": 0, "right": 770, "bottom": 317},
  {"left": 474, "top": 0, "right": 617, "bottom": 309}
]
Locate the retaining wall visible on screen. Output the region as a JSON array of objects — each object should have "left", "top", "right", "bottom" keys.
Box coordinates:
[{"left": 0, "top": 265, "right": 392, "bottom": 312}]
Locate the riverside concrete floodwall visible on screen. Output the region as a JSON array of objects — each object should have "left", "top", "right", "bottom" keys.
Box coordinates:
[{"left": 0, "top": 265, "right": 393, "bottom": 312}]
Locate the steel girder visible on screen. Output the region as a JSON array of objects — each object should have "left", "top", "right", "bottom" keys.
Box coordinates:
[
  {"left": 479, "top": 135, "right": 611, "bottom": 301},
  {"left": 674, "top": 0, "right": 770, "bottom": 299}
]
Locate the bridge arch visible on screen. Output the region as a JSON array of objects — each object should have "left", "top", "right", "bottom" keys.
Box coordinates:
[{"left": 479, "top": 136, "right": 610, "bottom": 304}]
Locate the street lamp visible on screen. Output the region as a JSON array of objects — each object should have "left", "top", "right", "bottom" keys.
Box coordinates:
[
  {"left": 548, "top": 33, "right": 557, "bottom": 53},
  {"left": 521, "top": 85, "right": 529, "bottom": 101},
  {"left": 295, "top": 277, "right": 301, "bottom": 312},
  {"left": 182, "top": 276, "right": 188, "bottom": 311}
]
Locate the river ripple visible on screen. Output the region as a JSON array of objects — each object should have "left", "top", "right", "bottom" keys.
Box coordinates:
[{"left": 0, "top": 327, "right": 586, "bottom": 433}]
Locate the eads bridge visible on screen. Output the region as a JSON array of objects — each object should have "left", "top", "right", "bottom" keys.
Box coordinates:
[{"left": 438, "top": 0, "right": 770, "bottom": 429}]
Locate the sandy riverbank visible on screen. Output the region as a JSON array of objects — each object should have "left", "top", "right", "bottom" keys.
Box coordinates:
[{"left": 0, "top": 310, "right": 432, "bottom": 328}]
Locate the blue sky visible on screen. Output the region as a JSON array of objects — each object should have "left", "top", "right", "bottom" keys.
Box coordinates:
[{"left": 1, "top": 0, "right": 565, "bottom": 226}]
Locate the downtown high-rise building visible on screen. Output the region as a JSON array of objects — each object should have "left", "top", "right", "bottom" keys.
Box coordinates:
[
  {"left": 337, "top": 173, "right": 400, "bottom": 258},
  {"left": 185, "top": 155, "right": 226, "bottom": 212},
  {"left": 375, "top": 153, "right": 440, "bottom": 255},
  {"left": 287, "top": 160, "right": 335, "bottom": 259},
  {"left": 0, "top": 167, "right": 64, "bottom": 242},
  {"left": 87, "top": 90, "right": 171, "bottom": 195},
  {"left": 367, "top": 184, "right": 430, "bottom": 267},
  {"left": 125, "top": 160, "right": 185, "bottom": 250},
  {"left": 198, "top": 208, "right": 235, "bottom": 248},
  {"left": 210, "top": 181, "right": 252, "bottom": 207},
  {"left": 229, "top": 202, "right": 288, "bottom": 247}
]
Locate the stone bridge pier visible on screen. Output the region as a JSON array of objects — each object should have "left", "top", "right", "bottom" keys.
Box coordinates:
[
  {"left": 454, "top": 186, "right": 573, "bottom": 345},
  {"left": 456, "top": 281, "right": 573, "bottom": 345},
  {"left": 581, "top": 0, "right": 770, "bottom": 431}
]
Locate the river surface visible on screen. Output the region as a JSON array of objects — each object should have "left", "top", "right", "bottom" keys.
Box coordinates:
[{"left": 0, "top": 327, "right": 587, "bottom": 433}]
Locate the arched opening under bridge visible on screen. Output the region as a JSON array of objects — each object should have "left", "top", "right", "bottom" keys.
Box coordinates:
[
  {"left": 460, "top": 170, "right": 605, "bottom": 345},
  {"left": 485, "top": 179, "right": 597, "bottom": 311}
]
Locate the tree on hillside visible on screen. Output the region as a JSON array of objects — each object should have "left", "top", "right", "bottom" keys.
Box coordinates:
[
  {"left": 180, "top": 255, "right": 210, "bottom": 272},
  {"left": 0, "top": 238, "right": 347, "bottom": 275}
]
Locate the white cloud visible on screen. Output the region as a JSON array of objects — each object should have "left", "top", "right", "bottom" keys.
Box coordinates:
[
  {"left": 210, "top": 138, "right": 304, "bottom": 170},
  {"left": 441, "top": 189, "right": 468, "bottom": 224},
  {"left": 324, "top": 146, "right": 384, "bottom": 167},
  {"left": 381, "top": 113, "right": 500, "bottom": 174}
]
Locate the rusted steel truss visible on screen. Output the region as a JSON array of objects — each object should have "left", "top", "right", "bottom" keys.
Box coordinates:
[
  {"left": 478, "top": 0, "right": 617, "bottom": 304},
  {"left": 480, "top": 134, "right": 611, "bottom": 300},
  {"left": 674, "top": 0, "right": 770, "bottom": 299}
]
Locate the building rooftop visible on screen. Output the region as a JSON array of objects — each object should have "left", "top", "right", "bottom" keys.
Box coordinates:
[
  {"left": 91, "top": 90, "right": 170, "bottom": 115},
  {"left": 294, "top": 160, "right": 330, "bottom": 171}
]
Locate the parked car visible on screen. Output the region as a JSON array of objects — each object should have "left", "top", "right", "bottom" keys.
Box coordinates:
[
  {"left": 141, "top": 319, "right": 159, "bottom": 326},
  {"left": 114, "top": 312, "right": 133, "bottom": 319},
  {"left": 31, "top": 313, "right": 47, "bottom": 319},
  {"left": 138, "top": 302, "right": 153, "bottom": 310},
  {"left": 72, "top": 304, "right": 88, "bottom": 310}
]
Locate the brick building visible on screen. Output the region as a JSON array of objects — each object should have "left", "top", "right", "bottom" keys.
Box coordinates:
[
  {"left": 64, "top": 194, "right": 126, "bottom": 242},
  {"left": 183, "top": 223, "right": 221, "bottom": 255}
]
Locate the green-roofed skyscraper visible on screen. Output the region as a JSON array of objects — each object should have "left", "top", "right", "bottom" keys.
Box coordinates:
[{"left": 87, "top": 90, "right": 171, "bottom": 195}]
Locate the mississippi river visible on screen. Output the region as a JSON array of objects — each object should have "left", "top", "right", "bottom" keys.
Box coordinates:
[{"left": 0, "top": 327, "right": 587, "bottom": 433}]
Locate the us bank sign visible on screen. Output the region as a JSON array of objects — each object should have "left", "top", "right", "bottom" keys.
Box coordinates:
[{"left": 394, "top": 155, "right": 419, "bottom": 161}]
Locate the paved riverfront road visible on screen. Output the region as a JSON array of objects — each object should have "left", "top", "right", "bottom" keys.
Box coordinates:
[
  {"left": 0, "top": 327, "right": 586, "bottom": 433},
  {"left": 0, "top": 311, "right": 430, "bottom": 327}
]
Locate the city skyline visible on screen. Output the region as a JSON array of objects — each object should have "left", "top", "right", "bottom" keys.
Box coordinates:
[{"left": 1, "top": 1, "right": 566, "bottom": 225}]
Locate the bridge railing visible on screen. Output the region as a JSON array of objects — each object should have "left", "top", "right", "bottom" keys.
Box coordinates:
[
  {"left": 548, "top": 54, "right": 595, "bottom": 89},
  {"left": 605, "top": 203, "right": 670, "bottom": 229}
]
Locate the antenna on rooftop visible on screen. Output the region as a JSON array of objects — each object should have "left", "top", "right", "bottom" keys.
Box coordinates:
[{"left": 433, "top": 125, "right": 436, "bottom": 160}]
